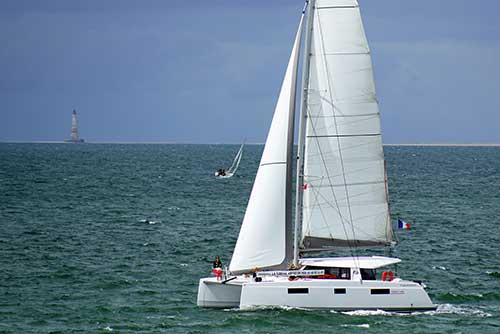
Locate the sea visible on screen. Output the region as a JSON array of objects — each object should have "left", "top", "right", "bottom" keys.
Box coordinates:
[{"left": 1, "top": 143, "right": 499, "bottom": 334}]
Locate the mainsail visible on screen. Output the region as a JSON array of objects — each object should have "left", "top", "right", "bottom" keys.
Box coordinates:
[
  {"left": 299, "top": 0, "right": 394, "bottom": 250},
  {"left": 227, "top": 143, "right": 244, "bottom": 175},
  {"left": 229, "top": 15, "right": 304, "bottom": 274}
]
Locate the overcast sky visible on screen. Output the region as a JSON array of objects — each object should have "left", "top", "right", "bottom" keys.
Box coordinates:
[{"left": 1, "top": 0, "right": 499, "bottom": 143}]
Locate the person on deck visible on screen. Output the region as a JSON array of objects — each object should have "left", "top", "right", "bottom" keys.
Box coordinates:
[
  {"left": 212, "top": 256, "right": 223, "bottom": 280},
  {"left": 213, "top": 256, "right": 222, "bottom": 269}
]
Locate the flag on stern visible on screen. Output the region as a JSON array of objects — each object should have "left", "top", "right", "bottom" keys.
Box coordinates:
[{"left": 398, "top": 218, "right": 411, "bottom": 229}]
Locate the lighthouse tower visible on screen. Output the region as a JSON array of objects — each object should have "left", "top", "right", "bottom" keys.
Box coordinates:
[{"left": 64, "top": 110, "right": 85, "bottom": 143}]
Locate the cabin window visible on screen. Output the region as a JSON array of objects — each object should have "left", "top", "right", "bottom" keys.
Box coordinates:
[
  {"left": 288, "top": 288, "right": 309, "bottom": 294},
  {"left": 303, "top": 266, "right": 351, "bottom": 280},
  {"left": 371, "top": 289, "right": 390, "bottom": 295},
  {"left": 334, "top": 288, "right": 346, "bottom": 294},
  {"left": 360, "top": 268, "right": 376, "bottom": 280}
]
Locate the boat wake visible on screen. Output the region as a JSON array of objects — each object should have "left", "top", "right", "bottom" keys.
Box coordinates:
[
  {"left": 225, "top": 305, "right": 314, "bottom": 312},
  {"left": 339, "top": 304, "right": 492, "bottom": 318}
]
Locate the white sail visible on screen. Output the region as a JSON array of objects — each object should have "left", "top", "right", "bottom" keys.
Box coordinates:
[
  {"left": 229, "top": 16, "right": 304, "bottom": 274},
  {"left": 300, "top": 0, "right": 393, "bottom": 249},
  {"left": 227, "top": 143, "right": 244, "bottom": 174}
]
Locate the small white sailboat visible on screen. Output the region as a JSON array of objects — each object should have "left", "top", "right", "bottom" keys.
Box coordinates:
[
  {"left": 198, "top": 0, "right": 435, "bottom": 311},
  {"left": 215, "top": 143, "right": 244, "bottom": 178}
]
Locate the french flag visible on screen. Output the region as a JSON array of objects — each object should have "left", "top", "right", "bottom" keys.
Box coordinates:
[{"left": 398, "top": 218, "right": 411, "bottom": 230}]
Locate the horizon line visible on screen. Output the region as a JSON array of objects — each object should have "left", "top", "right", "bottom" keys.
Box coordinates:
[{"left": 1, "top": 140, "right": 500, "bottom": 147}]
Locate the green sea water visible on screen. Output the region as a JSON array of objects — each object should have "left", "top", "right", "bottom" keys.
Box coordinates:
[{"left": 0, "top": 143, "right": 499, "bottom": 333}]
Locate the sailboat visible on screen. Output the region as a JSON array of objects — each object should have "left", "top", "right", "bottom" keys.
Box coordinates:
[
  {"left": 215, "top": 143, "right": 244, "bottom": 178},
  {"left": 198, "top": 0, "right": 435, "bottom": 311}
]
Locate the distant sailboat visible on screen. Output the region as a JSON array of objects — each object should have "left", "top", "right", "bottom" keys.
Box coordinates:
[
  {"left": 197, "top": 0, "right": 435, "bottom": 311},
  {"left": 215, "top": 143, "right": 244, "bottom": 178},
  {"left": 64, "top": 110, "right": 84, "bottom": 143}
]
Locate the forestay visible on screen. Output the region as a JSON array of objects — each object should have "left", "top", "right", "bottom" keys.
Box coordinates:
[
  {"left": 229, "top": 15, "right": 304, "bottom": 274},
  {"left": 301, "top": 0, "right": 394, "bottom": 250}
]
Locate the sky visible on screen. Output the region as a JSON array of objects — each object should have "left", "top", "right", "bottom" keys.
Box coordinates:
[{"left": 1, "top": 0, "right": 499, "bottom": 144}]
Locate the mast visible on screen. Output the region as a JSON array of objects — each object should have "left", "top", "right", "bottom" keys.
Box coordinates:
[{"left": 293, "top": 0, "right": 315, "bottom": 267}]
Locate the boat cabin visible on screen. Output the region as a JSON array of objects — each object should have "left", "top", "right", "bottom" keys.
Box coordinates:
[{"left": 300, "top": 256, "right": 401, "bottom": 281}]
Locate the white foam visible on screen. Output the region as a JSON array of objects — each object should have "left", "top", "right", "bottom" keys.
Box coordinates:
[
  {"left": 139, "top": 219, "right": 159, "bottom": 225},
  {"left": 341, "top": 309, "right": 393, "bottom": 316},
  {"left": 427, "top": 304, "right": 492, "bottom": 317},
  {"left": 341, "top": 324, "right": 370, "bottom": 328},
  {"left": 234, "top": 305, "right": 312, "bottom": 312},
  {"left": 432, "top": 265, "right": 447, "bottom": 271},
  {"left": 103, "top": 326, "right": 113, "bottom": 332}
]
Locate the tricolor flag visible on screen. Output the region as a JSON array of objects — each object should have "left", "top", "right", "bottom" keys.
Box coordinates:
[{"left": 398, "top": 218, "right": 411, "bottom": 229}]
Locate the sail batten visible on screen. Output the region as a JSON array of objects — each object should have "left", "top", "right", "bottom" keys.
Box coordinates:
[{"left": 300, "top": 0, "right": 394, "bottom": 251}]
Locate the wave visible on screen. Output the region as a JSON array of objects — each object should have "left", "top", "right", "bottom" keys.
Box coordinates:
[
  {"left": 138, "top": 219, "right": 160, "bottom": 225},
  {"left": 340, "top": 304, "right": 491, "bottom": 318},
  {"left": 438, "top": 292, "right": 500, "bottom": 302},
  {"left": 430, "top": 304, "right": 492, "bottom": 317},
  {"left": 341, "top": 309, "right": 396, "bottom": 317},
  {"left": 229, "top": 305, "right": 314, "bottom": 312},
  {"left": 432, "top": 265, "right": 447, "bottom": 271},
  {"left": 486, "top": 271, "right": 500, "bottom": 278},
  {"left": 341, "top": 324, "right": 370, "bottom": 329}
]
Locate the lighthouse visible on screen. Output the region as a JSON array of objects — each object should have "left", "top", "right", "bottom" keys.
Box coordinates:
[{"left": 64, "top": 110, "right": 85, "bottom": 143}]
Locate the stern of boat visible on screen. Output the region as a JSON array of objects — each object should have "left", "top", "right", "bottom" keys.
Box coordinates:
[{"left": 197, "top": 277, "right": 242, "bottom": 308}]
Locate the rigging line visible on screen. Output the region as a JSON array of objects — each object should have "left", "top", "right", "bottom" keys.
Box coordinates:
[
  {"left": 304, "top": 106, "right": 351, "bottom": 228},
  {"left": 308, "top": 112, "right": 380, "bottom": 118},
  {"left": 313, "top": 179, "right": 385, "bottom": 188},
  {"left": 308, "top": 171, "right": 336, "bottom": 243},
  {"left": 315, "top": 7, "right": 360, "bottom": 267},
  {"left": 321, "top": 51, "right": 369, "bottom": 56},
  {"left": 306, "top": 98, "right": 349, "bottom": 227},
  {"left": 228, "top": 145, "right": 243, "bottom": 173},
  {"left": 316, "top": 5, "right": 358, "bottom": 9},
  {"left": 383, "top": 160, "right": 396, "bottom": 244},
  {"left": 259, "top": 161, "right": 286, "bottom": 167},
  {"left": 305, "top": 95, "right": 356, "bottom": 260}
]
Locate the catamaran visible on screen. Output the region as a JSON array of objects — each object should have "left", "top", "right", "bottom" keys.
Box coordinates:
[{"left": 198, "top": 0, "right": 436, "bottom": 311}]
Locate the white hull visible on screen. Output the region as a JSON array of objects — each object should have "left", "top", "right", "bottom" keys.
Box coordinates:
[
  {"left": 197, "top": 276, "right": 436, "bottom": 312},
  {"left": 197, "top": 277, "right": 242, "bottom": 308},
  {"left": 215, "top": 172, "right": 234, "bottom": 179}
]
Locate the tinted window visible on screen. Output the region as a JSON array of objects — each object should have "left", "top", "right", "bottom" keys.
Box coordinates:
[
  {"left": 360, "top": 268, "right": 376, "bottom": 280},
  {"left": 303, "top": 266, "right": 351, "bottom": 280},
  {"left": 371, "top": 289, "right": 390, "bottom": 295},
  {"left": 288, "top": 288, "right": 309, "bottom": 294}
]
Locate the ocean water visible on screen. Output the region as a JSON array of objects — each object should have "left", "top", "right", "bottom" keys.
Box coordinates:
[{"left": 0, "top": 143, "right": 499, "bottom": 334}]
